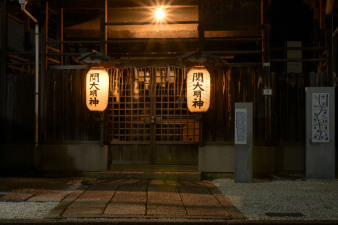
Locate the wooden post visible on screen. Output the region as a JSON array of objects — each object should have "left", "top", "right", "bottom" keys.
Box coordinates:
[
  {"left": 261, "top": 0, "right": 264, "bottom": 64},
  {"left": 40, "top": 1, "right": 47, "bottom": 143},
  {"left": 45, "top": 1, "right": 49, "bottom": 70},
  {"left": 320, "top": 0, "right": 324, "bottom": 30},
  {"left": 24, "top": 8, "right": 31, "bottom": 74},
  {"left": 99, "top": 0, "right": 107, "bottom": 148},
  {"left": 262, "top": 0, "right": 272, "bottom": 145},
  {"left": 260, "top": 0, "right": 274, "bottom": 145},
  {"left": 150, "top": 70, "right": 156, "bottom": 164},
  {"left": 100, "top": 112, "right": 104, "bottom": 146},
  {"left": 1, "top": 0, "right": 8, "bottom": 139},
  {"left": 326, "top": 14, "right": 333, "bottom": 86},
  {"left": 199, "top": 113, "right": 204, "bottom": 146},
  {"left": 100, "top": 0, "right": 107, "bottom": 54},
  {"left": 263, "top": 25, "right": 271, "bottom": 145},
  {"left": 198, "top": 0, "right": 205, "bottom": 52}
]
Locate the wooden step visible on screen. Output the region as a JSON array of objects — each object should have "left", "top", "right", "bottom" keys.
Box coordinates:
[{"left": 97, "top": 165, "right": 201, "bottom": 181}]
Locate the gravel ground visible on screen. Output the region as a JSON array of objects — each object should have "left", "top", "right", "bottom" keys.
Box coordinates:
[
  {"left": 213, "top": 178, "right": 338, "bottom": 221},
  {"left": 0, "top": 202, "right": 59, "bottom": 219}
]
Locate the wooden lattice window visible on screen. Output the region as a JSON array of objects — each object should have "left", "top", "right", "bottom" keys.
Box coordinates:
[{"left": 106, "top": 67, "right": 200, "bottom": 144}]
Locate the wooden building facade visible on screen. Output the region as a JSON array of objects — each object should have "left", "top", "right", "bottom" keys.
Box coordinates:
[{"left": 1, "top": 0, "right": 337, "bottom": 175}]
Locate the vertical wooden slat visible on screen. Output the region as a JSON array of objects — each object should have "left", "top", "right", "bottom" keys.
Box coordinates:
[
  {"left": 326, "top": 14, "right": 333, "bottom": 86},
  {"left": 123, "top": 69, "right": 126, "bottom": 140},
  {"left": 60, "top": 8, "right": 64, "bottom": 65},
  {"left": 263, "top": 24, "right": 272, "bottom": 145},
  {"left": 198, "top": 0, "right": 205, "bottom": 52},
  {"left": 167, "top": 67, "right": 170, "bottom": 140},
  {"left": 45, "top": 1, "right": 49, "bottom": 70},
  {"left": 173, "top": 67, "right": 177, "bottom": 141},
  {"left": 100, "top": 0, "right": 107, "bottom": 54},
  {"left": 24, "top": 10, "right": 31, "bottom": 74},
  {"left": 150, "top": 67, "right": 156, "bottom": 163},
  {"left": 1, "top": 0, "right": 8, "bottom": 141},
  {"left": 320, "top": 0, "right": 324, "bottom": 30}
]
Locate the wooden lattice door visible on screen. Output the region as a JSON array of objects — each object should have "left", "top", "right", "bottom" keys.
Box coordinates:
[{"left": 107, "top": 67, "right": 199, "bottom": 164}]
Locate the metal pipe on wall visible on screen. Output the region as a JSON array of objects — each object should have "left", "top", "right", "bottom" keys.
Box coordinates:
[{"left": 19, "top": 0, "right": 39, "bottom": 147}]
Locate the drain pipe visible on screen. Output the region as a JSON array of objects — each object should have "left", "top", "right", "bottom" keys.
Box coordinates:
[{"left": 19, "top": 0, "right": 39, "bottom": 148}]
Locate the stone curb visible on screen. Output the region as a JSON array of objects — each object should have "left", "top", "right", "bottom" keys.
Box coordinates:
[{"left": 0, "top": 218, "right": 338, "bottom": 225}]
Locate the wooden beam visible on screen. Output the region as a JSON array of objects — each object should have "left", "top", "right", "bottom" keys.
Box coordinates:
[
  {"left": 270, "top": 58, "right": 327, "bottom": 62},
  {"left": 206, "top": 50, "right": 263, "bottom": 55},
  {"left": 8, "top": 54, "right": 29, "bottom": 63},
  {"left": 47, "top": 37, "right": 261, "bottom": 45},
  {"left": 8, "top": 65, "right": 28, "bottom": 73},
  {"left": 271, "top": 46, "right": 326, "bottom": 51},
  {"left": 47, "top": 45, "right": 61, "bottom": 53},
  {"left": 105, "top": 21, "right": 198, "bottom": 25},
  {"left": 49, "top": 65, "right": 88, "bottom": 70},
  {"left": 57, "top": 0, "right": 198, "bottom": 9},
  {"left": 47, "top": 57, "right": 61, "bottom": 64}
]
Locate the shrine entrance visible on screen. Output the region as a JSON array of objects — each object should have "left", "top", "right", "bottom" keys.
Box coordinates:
[{"left": 107, "top": 66, "right": 200, "bottom": 165}]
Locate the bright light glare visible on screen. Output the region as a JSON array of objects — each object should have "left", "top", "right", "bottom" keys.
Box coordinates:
[{"left": 155, "top": 7, "right": 165, "bottom": 20}]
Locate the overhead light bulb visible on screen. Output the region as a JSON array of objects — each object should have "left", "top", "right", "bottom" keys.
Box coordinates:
[{"left": 155, "top": 7, "right": 165, "bottom": 21}]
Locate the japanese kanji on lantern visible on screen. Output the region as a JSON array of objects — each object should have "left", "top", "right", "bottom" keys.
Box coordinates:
[
  {"left": 86, "top": 67, "right": 109, "bottom": 111},
  {"left": 187, "top": 66, "right": 211, "bottom": 113}
]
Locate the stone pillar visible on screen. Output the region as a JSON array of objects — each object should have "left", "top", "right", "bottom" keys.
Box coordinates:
[
  {"left": 234, "top": 103, "right": 253, "bottom": 183},
  {"left": 306, "top": 87, "right": 335, "bottom": 179}
]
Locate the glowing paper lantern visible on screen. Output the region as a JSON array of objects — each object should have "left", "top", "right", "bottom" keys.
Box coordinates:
[
  {"left": 86, "top": 67, "right": 109, "bottom": 111},
  {"left": 187, "top": 66, "right": 210, "bottom": 113}
]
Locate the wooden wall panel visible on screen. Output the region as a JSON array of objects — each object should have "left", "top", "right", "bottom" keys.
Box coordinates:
[
  {"left": 0, "top": 72, "right": 34, "bottom": 143},
  {"left": 45, "top": 69, "right": 100, "bottom": 143},
  {"left": 200, "top": 0, "right": 261, "bottom": 31},
  {"left": 203, "top": 68, "right": 306, "bottom": 144},
  {"left": 272, "top": 72, "right": 305, "bottom": 143},
  {"left": 203, "top": 67, "right": 266, "bottom": 144}
]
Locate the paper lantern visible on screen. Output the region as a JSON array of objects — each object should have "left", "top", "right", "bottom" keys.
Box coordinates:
[
  {"left": 86, "top": 67, "right": 109, "bottom": 111},
  {"left": 187, "top": 66, "right": 211, "bottom": 112}
]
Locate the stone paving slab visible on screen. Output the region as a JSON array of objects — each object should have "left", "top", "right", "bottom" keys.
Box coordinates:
[
  {"left": 62, "top": 182, "right": 118, "bottom": 218},
  {"left": 177, "top": 181, "right": 231, "bottom": 218},
  {"left": 207, "top": 183, "right": 246, "bottom": 220},
  {"left": 27, "top": 192, "right": 68, "bottom": 202},
  {"left": 147, "top": 180, "right": 186, "bottom": 216},
  {"left": 0, "top": 192, "right": 33, "bottom": 202},
  {"left": 52, "top": 179, "right": 237, "bottom": 220},
  {"left": 104, "top": 180, "right": 147, "bottom": 216},
  {"left": 45, "top": 185, "right": 89, "bottom": 219}
]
